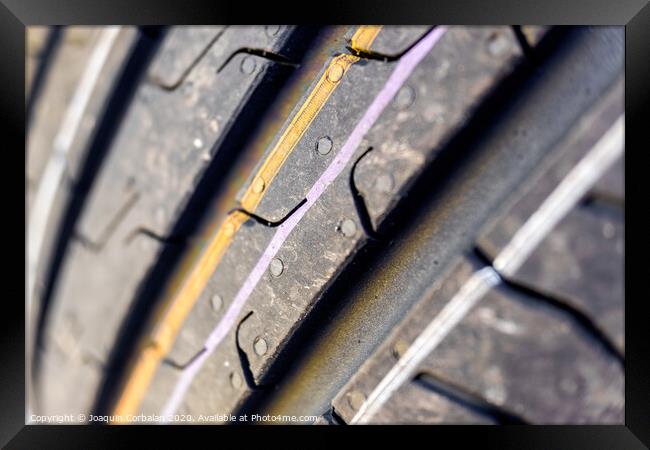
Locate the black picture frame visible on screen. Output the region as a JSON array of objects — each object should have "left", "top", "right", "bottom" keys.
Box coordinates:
[{"left": 3, "top": 0, "right": 648, "bottom": 447}]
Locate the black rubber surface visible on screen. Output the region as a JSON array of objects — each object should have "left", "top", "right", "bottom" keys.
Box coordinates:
[{"left": 27, "top": 25, "right": 624, "bottom": 424}]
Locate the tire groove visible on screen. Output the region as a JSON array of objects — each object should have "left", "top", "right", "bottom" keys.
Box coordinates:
[
  {"left": 413, "top": 371, "right": 529, "bottom": 425},
  {"left": 33, "top": 27, "right": 166, "bottom": 381},
  {"left": 473, "top": 246, "right": 624, "bottom": 365},
  {"left": 92, "top": 26, "right": 323, "bottom": 417}
]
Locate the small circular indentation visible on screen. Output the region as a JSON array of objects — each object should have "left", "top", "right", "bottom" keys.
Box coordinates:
[
  {"left": 347, "top": 390, "right": 367, "bottom": 411},
  {"left": 270, "top": 257, "right": 284, "bottom": 277},
  {"left": 230, "top": 372, "right": 243, "bottom": 389},
  {"left": 395, "top": 85, "right": 415, "bottom": 109},
  {"left": 253, "top": 336, "right": 268, "bottom": 356},
  {"left": 252, "top": 177, "right": 265, "bottom": 194},
  {"left": 240, "top": 56, "right": 257, "bottom": 75},
  {"left": 340, "top": 219, "right": 357, "bottom": 238},
  {"left": 210, "top": 294, "right": 223, "bottom": 312},
  {"left": 327, "top": 63, "right": 345, "bottom": 83},
  {"left": 316, "top": 136, "right": 333, "bottom": 155}
]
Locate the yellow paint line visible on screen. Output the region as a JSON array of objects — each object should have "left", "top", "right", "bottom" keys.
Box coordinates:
[
  {"left": 241, "top": 52, "right": 359, "bottom": 211},
  {"left": 350, "top": 25, "right": 381, "bottom": 53},
  {"left": 111, "top": 26, "right": 381, "bottom": 420}
]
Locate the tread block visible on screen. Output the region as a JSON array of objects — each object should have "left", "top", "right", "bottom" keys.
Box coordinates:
[
  {"left": 370, "top": 381, "right": 494, "bottom": 424},
  {"left": 165, "top": 220, "right": 275, "bottom": 365},
  {"left": 139, "top": 363, "right": 182, "bottom": 416},
  {"left": 347, "top": 25, "right": 431, "bottom": 56},
  {"left": 506, "top": 203, "right": 624, "bottom": 351},
  {"left": 147, "top": 26, "right": 225, "bottom": 89},
  {"left": 353, "top": 26, "right": 522, "bottom": 230},
  {"left": 41, "top": 233, "right": 163, "bottom": 369},
  {"left": 63, "top": 28, "right": 139, "bottom": 182},
  {"left": 249, "top": 27, "right": 522, "bottom": 225},
  {"left": 28, "top": 28, "right": 138, "bottom": 308},
  {"left": 27, "top": 28, "right": 101, "bottom": 205},
  {"left": 476, "top": 79, "right": 624, "bottom": 351},
  {"left": 241, "top": 55, "right": 395, "bottom": 223},
  {"left": 418, "top": 285, "right": 623, "bottom": 423},
  {"left": 330, "top": 258, "right": 479, "bottom": 423},
  {"left": 37, "top": 345, "right": 103, "bottom": 418},
  {"left": 477, "top": 78, "right": 623, "bottom": 260},
  {"left": 78, "top": 26, "right": 294, "bottom": 243}
]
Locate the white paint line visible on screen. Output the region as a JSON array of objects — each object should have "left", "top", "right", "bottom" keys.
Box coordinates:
[
  {"left": 27, "top": 27, "right": 121, "bottom": 316},
  {"left": 352, "top": 115, "right": 624, "bottom": 424},
  {"left": 493, "top": 115, "right": 625, "bottom": 276},
  {"left": 351, "top": 267, "right": 500, "bottom": 424}
]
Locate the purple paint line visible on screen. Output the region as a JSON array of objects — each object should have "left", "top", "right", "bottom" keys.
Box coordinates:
[{"left": 161, "top": 26, "right": 449, "bottom": 419}]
